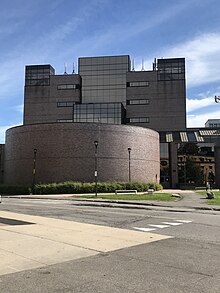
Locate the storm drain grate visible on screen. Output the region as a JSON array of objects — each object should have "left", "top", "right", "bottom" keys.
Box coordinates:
[{"left": 0, "top": 217, "right": 35, "bottom": 226}]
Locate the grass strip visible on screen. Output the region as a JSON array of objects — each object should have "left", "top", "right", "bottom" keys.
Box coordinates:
[
  {"left": 80, "top": 193, "right": 175, "bottom": 201},
  {"left": 196, "top": 190, "right": 220, "bottom": 206}
]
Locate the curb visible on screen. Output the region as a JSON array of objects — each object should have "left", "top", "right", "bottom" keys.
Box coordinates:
[{"left": 2, "top": 195, "right": 220, "bottom": 212}]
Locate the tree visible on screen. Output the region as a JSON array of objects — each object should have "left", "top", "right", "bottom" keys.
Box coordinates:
[
  {"left": 178, "top": 143, "right": 199, "bottom": 155},
  {"left": 185, "top": 158, "right": 203, "bottom": 184}
]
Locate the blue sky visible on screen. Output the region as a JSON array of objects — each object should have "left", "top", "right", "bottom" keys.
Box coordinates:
[{"left": 1, "top": 0, "right": 220, "bottom": 143}]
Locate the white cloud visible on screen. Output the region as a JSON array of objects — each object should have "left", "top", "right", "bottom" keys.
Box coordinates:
[
  {"left": 187, "top": 109, "right": 220, "bottom": 128},
  {"left": 186, "top": 97, "right": 214, "bottom": 113},
  {"left": 163, "top": 33, "right": 220, "bottom": 88}
]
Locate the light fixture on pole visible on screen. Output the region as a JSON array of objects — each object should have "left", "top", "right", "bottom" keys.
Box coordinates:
[
  {"left": 128, "top": 147, "right": 131, "bottom": 182},
  {"left": 94, "top": 140, "right": 99, "bottom": 197},
  {"left": 215, "top": 95, "right": 220, "bottom": 103},
  {"left": 32, "top": 148, "right": 37, "bottom": 194}
]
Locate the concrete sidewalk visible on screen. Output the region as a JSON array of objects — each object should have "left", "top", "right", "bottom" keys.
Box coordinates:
[
  {"left": 0, "top": 211, "right": 170, "bottom": 276},
  {"left": 2, "top": 189, "right": 220, "bottom": 211}
]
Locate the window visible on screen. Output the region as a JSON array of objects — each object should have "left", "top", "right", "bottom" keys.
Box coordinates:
[
  {"left": 25, "top": 65, "right": 54, "bottom": 86},
  {"left": 129, "top": 117, "right": 149, "bottom": 123},
  {"left": 57, "top": 84, "right": 79, "bottom": 90},
  {"left": 157, "top": 58, "right": 185, "bottom": 81},
  {"left": 73, "top": 103, "right": 125, "bottom": 124},
  {"left": 127, "top": 81, "right": 149, "bottom": 87},
  {"left": 127, "top": 99, "right": 149, "bottom": 105},
  {"left": 57, "top": 101, "right": 76, "bottom": 107}
]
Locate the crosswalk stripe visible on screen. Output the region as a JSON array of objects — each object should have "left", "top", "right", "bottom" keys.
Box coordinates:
[
  {"left": 162, "top": 222, "right": 183, "bottom": 226},
  {"left": 133, "top": 220, "right": 193, "bottom": 233},
  {"left": 133, "top": 227, "right": 156, "bottom": 232},
  {"left": 148, "top": 224, "right": 169, "bottom": 229}
]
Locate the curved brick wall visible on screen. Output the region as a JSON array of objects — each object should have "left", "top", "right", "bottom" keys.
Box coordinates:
[{"left": 4, "top": 123, "right": 160, "bottom": 185}]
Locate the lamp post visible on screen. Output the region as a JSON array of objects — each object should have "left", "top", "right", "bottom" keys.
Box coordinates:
[
  {"left": 94, "top": 140, "right": 98, "bottom": 197},
  {"left": 128, "top": 147, "right": 131, "bottom": 182},
  {"left": 183, "top": 155, "right": 187, "bottom": 186},
  {"left": 32, "top": 148, "right": 37, "bottom": 194}
]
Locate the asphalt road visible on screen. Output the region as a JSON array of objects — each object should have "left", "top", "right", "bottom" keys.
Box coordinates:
[{"left": 0, "top": 198, "right": 220, "bottom": 292}]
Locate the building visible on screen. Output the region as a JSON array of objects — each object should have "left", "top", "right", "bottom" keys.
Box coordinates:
[
  {"left": 23, "top": 56, "right": 186, "bottom": 132},
  {"left": 205, "top": 119, "right": 220, "bottom": 128},
  {"left": 4, "top": 123, "right": 159, "bottom": 185},
  {"left": 3, "top": 54, "right": 220, "bottom": 188},
  {"left": 126, "top": 58, "right": 186, "bottom": 131}
]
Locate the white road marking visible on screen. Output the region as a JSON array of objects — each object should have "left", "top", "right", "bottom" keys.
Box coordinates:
[
  {"left": 133, "top": 227, "right": 156, "bottom": 232},
  {"left": 176, "top": 220, "right": 192, "bottom": 223},
  {"left": 162, "top": 222, "right": 183, "bottom": 226},
  {"left": 133, "top": 220, "right": 193, "bottom": 233},
  {"left": 149, "top": 224, "right": 170, "bottom": 229}
]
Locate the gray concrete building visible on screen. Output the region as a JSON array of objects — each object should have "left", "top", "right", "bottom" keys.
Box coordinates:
[
  {"left": 24, "top": 65, "right": 81, "bottom": 124},
  {"left": 23, "top": 56, "right": 186, "bottom": 132},
  {"left": 205, "top": 119, "right": 220, "bottom": 128},
  {"left": 79, "top": 55, "right": 130, "bottom": 104},
  {"left": 4, "top": 54, "right": 220, "bottom": 188},
  {"left": 126, "top": 58, "right": 186, "bottom": 131}
]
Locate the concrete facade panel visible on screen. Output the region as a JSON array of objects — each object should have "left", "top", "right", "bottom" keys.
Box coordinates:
[
  {"left": 4, "top": 123, "right": 160, "bottom": 185},
  {"left": 24, "top": 74, "right": 81, "bottom": 125}
]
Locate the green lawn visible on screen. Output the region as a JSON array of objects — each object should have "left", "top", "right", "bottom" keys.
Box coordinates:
[
  {"left": 196, "top": 190, "right": 220, "bottom": 206},
  {"left": 80, "top": 193, "right": 175, "bottom": 201}
]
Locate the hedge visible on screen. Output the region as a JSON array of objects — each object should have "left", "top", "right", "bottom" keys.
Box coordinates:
[
  {"left": 0, "top": 181, "right": 162, "bottom": 195},
  {"left": 34, "top": 181, "right": 162, "bottom": 194}
]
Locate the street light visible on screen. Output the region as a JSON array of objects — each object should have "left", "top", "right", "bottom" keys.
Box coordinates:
[
  {"left": 215, "top": 95, "right": 220, "bottom": 103},
  {"left": 32, "top": 148, "right": 37, "bottom": 194},
  {"left": 128, "top": 147, "right": 131, "bottom": 182},
  {"left": 94, "top": 140, "right": 98, "bottom": 197}
]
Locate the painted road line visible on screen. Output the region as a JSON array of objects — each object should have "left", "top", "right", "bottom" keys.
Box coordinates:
[
  {"left": 148, "top": 224, "right": 170, "bottom": 229},
  {"left": 176, "top": 220, "right": 192, "bottom": 223},
  {"left": 162, "top": 222, "right": 183, "bottom": 226},
  {"left": 133, "top": 227, "right": 156, "bottom": 232}
]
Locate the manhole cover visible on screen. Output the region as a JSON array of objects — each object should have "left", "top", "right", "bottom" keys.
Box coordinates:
[{"left": 0, "top": 217, "right": 34, "bottom": 226}]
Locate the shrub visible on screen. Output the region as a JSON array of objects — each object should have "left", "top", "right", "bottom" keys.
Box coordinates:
[{"left": 32, "top": 181, "right": 163, "bottom": 194}]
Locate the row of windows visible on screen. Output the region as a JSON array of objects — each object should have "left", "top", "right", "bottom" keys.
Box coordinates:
[
  {"left": 57, "top": 84, "right": 80, "bottom": 90},
  {"left": 73, "top": 103, "right": 124, "bottom": 125},
  {"left": 57, "top": 101, "right": 76, "bottom": 107},
  {"left": 208, "top": 123, "right": 220, "bottom": 128},
  {"left": 73, "top": 116, "right": 122, "bottom": 124},
  {"left": 74, "top": 103, "right": 122, "bottom": 111},
  {"left": 157, "top": 61, "right": 185, "bottom": 81},
  {"left": 129, "top": 117, "right": 149, "bottom": 123},
  {"left": 157, "top": 73, "right": 185, "bottom": 81},
  {"left": 127, "top": 81, "right": 149, "bottom": 87},
  {"left": 80, "top": 70, "right": 128, "bottom": 76},
  {"left": 79, "top": 64, "right": 129, "bottom": 71},
  {"left": 127, "top": 99, "right": 149, "bottom": 105},
  {"left": 25, "top": 78, "right": 50, "bottom": 86},
  {"left": 25, "top": 66, "right": 54, "bottom": 87},
  {"left": 57, "top": 119, "right": 73, "bottom": 122}
]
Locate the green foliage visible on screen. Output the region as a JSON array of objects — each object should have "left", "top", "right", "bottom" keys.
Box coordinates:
[
  {"left": 34, "top": 181, "right": 163, "bottom": 195},
  {"left": 178, "top": 143, "right": 199, "bottom": 155},
  {"left": 0, "top": 181, "right": 162, "bottom": 195},
  {"left": 196, "top": 190, "right": 220, "bottom": 206},
  {"left": 0, "top": 185, "right": 30, "bottom": 195}
]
